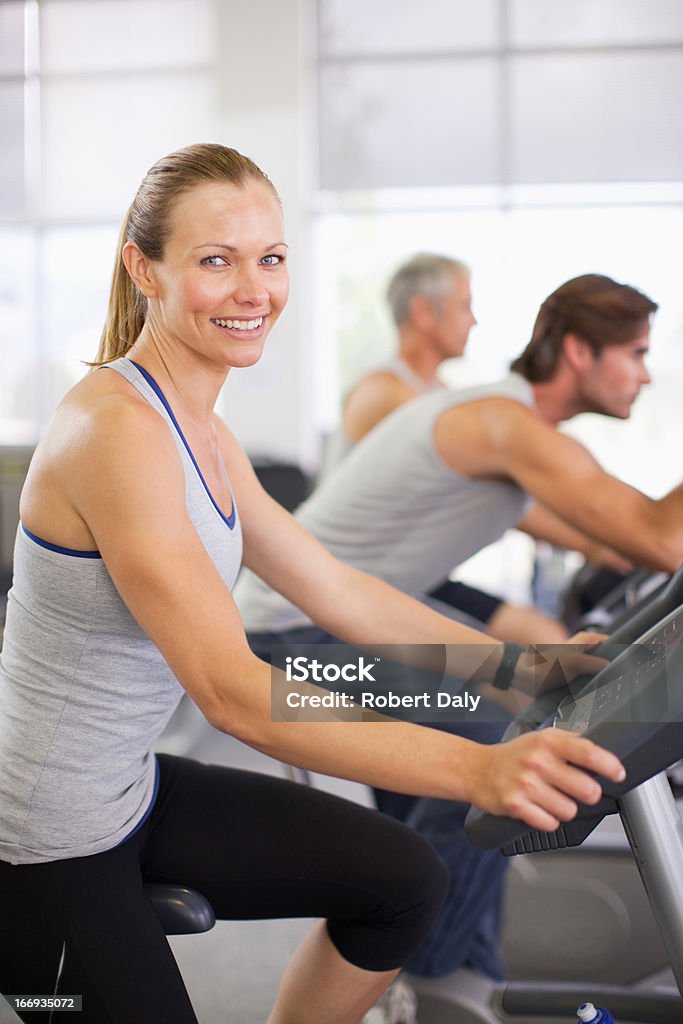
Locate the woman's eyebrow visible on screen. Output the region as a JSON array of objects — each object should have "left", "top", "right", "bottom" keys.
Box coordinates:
[{"left": 193, "top": 241, "right": 289, "bottom": 251}]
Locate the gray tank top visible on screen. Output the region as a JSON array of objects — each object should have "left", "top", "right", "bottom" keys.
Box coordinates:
[
  {"left": 381, "top": 356, "right": 442, "bottom": 395},
  {"left": 322, "top": 357, "right": 444, "bottom": 473},
  {"left": 236, "top": 375, "right": 533, "bottom": 632},
  {"left": 0, "top": 358, "right": 242, "bottom": 864}
]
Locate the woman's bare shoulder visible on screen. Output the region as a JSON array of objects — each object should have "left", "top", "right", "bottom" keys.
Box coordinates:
[
  {"left": 27, "top": 366, "right": 174, "bottom": 502},
  {"left": 45, "top": 365, "right": 166, "bottom": 452},
  {"left": 22, "top": 366, "right": 183, "bottom": 548}
]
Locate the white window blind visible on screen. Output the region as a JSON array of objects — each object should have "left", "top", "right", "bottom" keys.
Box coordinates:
[
  {"left": 0, "top": 0, "right": 218, "bottom": 438},
  {"left": 317, "top": 0, "right": 683, "bottom": 189}
]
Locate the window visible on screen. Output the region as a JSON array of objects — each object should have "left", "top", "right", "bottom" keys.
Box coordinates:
[
  {"left": 0, "top": 0, "right": 218, "bottom": 440},
  {"left": 315, "top": 0, "right": 683, "bottom": 601}
]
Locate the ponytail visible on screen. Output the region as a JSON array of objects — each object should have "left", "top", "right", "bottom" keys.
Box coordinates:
[{"left": 91, "top": 211, "right": 147, "bottom": 366}]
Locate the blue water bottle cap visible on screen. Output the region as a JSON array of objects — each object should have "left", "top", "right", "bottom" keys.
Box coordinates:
[{"left": 576, "top": 1003, "right": 616, "bottom": 1023}]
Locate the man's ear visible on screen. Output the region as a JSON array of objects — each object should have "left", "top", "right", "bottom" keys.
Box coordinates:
[
  {"left": 122, "top": 241, "right": 158, "bottom": 299},
  {"left": 409, "top": 294, "right": 437, "bottom": 331},
  {"left": 562, "top": 332, "right": 594, "bottom": 372}
]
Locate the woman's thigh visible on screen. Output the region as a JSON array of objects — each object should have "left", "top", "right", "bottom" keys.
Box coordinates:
[{"left": 141, "top": 755, "right": 448, "bottom": 971}]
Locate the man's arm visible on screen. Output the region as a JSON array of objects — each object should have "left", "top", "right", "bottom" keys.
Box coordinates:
[
  {"left": 342, "top": 372, "right": 415, "bottom": 443},
  {"left": 517, "top": 503, "right": 634, "bottom": 574},
  {"left": 435, "top": 398, "right": 683, "bottom": 572}
]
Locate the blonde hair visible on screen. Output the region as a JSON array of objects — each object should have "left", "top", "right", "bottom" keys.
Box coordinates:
[{"left": 94, "top": 143, "right": 279, "bottom": 365}]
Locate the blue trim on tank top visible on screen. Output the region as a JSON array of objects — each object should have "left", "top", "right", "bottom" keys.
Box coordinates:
[
  {"left": 129, "top": 360, "right": 236, "bottom": 530},
  {"left": 116, "top": 755, "right": 160, "bottom": 846},
  {"left": 21, "top": 523, "right": 101, "bottom": 558}
]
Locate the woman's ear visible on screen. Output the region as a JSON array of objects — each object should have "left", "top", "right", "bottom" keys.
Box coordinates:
[{"left": 122, "top": 241, "right": 158, "bottom": 299}]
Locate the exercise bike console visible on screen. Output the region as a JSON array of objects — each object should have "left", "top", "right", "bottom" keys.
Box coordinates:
[{"left": 466, "top": 605, "right": 683, "bottom": 855}]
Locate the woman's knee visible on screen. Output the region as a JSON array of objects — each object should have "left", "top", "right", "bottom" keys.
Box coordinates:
[
  {"left": 371, "top": 820, "right": 449, "bottom": 958},
  {"left": 327, "top": 812, "right": 449, "bottom": 972}
]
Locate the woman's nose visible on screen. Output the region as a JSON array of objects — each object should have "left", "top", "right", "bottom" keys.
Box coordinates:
[{"left": 233, "top": 265, "right": 268, "bottom": 306}]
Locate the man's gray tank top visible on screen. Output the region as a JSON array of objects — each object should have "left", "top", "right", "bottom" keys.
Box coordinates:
[
  {"left": 0, "top": 358, "right": 242, "bottom": 864},
  {"left": 236, "top": 375, "right": 533, "bottom": 633},
  {"left": 322, "top": 357, "right": 444, "bottom": 473}
]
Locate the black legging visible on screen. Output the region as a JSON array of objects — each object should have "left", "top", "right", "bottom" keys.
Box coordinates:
[{"left": 0, "top": 755, "right": 448, "bottom": 1024}]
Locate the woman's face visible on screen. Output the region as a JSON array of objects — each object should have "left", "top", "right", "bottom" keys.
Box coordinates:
[{"left": 145, "top": 178, "right": 289, "bottom": 370}]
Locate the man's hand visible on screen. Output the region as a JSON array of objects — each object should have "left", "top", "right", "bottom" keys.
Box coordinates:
[
  {"left": 514, "top": 632, "right": 609, "bottom": 698},
  {"left": 584, "top": 542, "right": 635, "bottom": 575},
  {"left": 470, "top": 728, "right": 626, "bottom": 832}
]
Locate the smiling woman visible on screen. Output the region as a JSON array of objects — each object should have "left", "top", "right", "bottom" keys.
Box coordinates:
[{"left": 0, "top": 143, "right": 626, "bottom": 1024}]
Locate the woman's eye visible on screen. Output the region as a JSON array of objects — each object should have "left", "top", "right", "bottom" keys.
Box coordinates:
[
  {"left": 260, "top": 254, "right": 284, "bottom": 266},
  {"left": 200, "top": 255, "right": 227, "bottom": 266}
]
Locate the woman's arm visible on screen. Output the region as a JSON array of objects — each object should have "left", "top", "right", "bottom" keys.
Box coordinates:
[{"left": 46, "top": 397, "right": 624, "bottom": 833}]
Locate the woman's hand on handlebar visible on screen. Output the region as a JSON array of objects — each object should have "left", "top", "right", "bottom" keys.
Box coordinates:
[
  {"left": 513, "top": 631, "right": 609, "bottom": 698},
  {"left": 469, "top": 729, "right": 626, "bottom": 833}
]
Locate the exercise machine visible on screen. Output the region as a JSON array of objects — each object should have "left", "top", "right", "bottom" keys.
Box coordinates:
[
  {"left": 562, "top": 565, "right": 670, "bottom": 634},
  {"left": 500, "top": 566, "right": 683, "bottom": 985},
  {"left": 407, "top": 588, "right": 683, "bottom": 1022}
]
